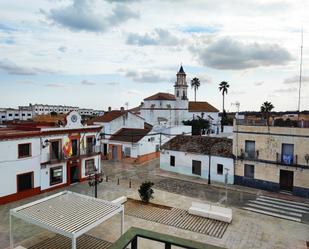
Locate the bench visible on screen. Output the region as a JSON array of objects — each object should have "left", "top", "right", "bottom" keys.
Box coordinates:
[
  {"left": 111, "top": 196, "right": 127, "bottom": 205},
  {"left": 188, "top": 202, "right": 232, "bottom": 223}
]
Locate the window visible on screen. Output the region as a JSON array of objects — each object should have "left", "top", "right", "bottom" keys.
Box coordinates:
[
  {"left": 51, "top": 140, "right": 60, "bottom": 160},
  {"left": 27, "top": 113, "right": 31, "bottom": 116},
  {"left": 9, "top": 114, "right": 12, "bottom": 117},
  {"left": 86, "top": 137, "right": 94, "bottom": 153},
  {"left": 1, "top": 116, "right": 5, "bottom": 119},
  {"left": 124, "top": 147, "right": 131, "bottom": 157},
  {"left": 17, "top": 172, "right": 33, "bottom": 192},
  {"left": 15, "top": 113, "right": 19, "bottom": 116},
  {"left": 244, "top": 164, "right": 254, "bottom": 179},
  {"left": 103, "top": 143, "right": 108, "bottom": 156},
  {"left": 50, "top": 166, "right": 63, "bottom": 185},
  {"left": 71, "top": 139, "right": 78, "bottom": 156},
  {"left": 155, "top": 144, "right": 160, "bottom": 152},
  {"left": 282, "top": 143, "right": 294, "bottom": 165},
  {"left": 22, "top": 113, "right": 25, "bottom": 116},
  {"left": 85, "top": 159, "right": 95, "bottom": 175},
  {"left": 176, "top": 91, "right": 179, "bottom": 97},
  {"left": 192, "top": 160, "right": 201, "bottom": 176},
  {"left": 170, "top": 156, "right": 175, "bottom": 166},
  {"left": 18, "top": 143, "right": 31, "bottom": 158},
  {"left": 245, "top": 140, "right": 255, "bottom": 158},
  {"left": 217, "top": 164, "right": 223, "bottom": 175}
]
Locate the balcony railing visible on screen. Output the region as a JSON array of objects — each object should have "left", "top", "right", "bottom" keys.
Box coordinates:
[
  {"left": 238, "top": 150, "right": 259, "bottom": 160},
  {"left": 80, "top": 145, "right": 101, "bottom": 156},
  {"left": 109, "top": 227, "right": 222, "bottom": 249},
  {"left": 43, "top": 151, "right": 66, "bottom": 164},
  {"left": 276, "top": 153, "right": 298, "bottom": 166}
]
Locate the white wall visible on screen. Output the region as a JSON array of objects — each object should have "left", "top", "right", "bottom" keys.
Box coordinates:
[
  {"left": 40, "top": 163, "right": 67, "bottom": 190},
  {"left": 0, "top": 138, "right": 41, "bottom": 197},
  {"left": 160, "top": 150, "right": 234, "bottom": 184},
  {"left": 81, "top": 155, "right": 101, "bottom": 178}
]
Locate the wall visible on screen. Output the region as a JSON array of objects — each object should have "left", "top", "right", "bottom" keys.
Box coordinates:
[
  {"left": 0, "top": 138, "right": 41, "bottom": 197},
  {"left": 81, "top": 155, "right": 101, "bottom": 178},
  {"left": 40, "top": 163, "right": 67, "bottom": 190},
  {"left": 160, "top": 150, "right": 234, "bottom": 184}
]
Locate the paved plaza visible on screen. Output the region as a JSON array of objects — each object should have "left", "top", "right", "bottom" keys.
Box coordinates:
[{"left": 0, "top": 159, "right": 308, "bottom": 249}]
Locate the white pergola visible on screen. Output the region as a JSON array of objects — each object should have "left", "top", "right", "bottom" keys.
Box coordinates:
[{"left": 10, "top": 191, "right": 124, "bottom": 249}]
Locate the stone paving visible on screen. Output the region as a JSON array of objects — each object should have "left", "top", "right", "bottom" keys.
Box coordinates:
[{"left": 0, "top": 159, "right": 308, "bottom": 249}]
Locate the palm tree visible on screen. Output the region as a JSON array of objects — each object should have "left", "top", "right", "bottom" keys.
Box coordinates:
[
  {"left": 260, "top": 101, "right": 274, "bottom": 125},
  {"left": 191, "top": 77, "right": 201, "bottom": 102},
  {"left": 219, "top": 81, "right": 230, "bottom": 112}
]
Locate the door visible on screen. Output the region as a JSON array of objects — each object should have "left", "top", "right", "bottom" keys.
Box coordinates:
[
  {"left": 280, "top": 170, "right": 294, "bottom": 191},
  {"left": 112, "top": 146, "right": 118, "bottom": 160},
  {"left": 17, "top": 172, "right": 33, "bottom": 192},
  {"left": 70, "top": 166, "right": 79, "bottom": 183},
  {"left": 192, "top": 160, "right": 201, "bottom": 176}
]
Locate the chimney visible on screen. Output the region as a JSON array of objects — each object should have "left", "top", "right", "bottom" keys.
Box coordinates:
[
  {"left": 108, "top": 106, "right": 112, "bottom": 112},
  {"left": 120, "top": 107, "right": 125, "bottom": 112}
]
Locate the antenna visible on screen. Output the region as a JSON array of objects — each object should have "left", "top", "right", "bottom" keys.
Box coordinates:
[{"left": 297, "top": 25, "right": 304, "bottom": 120}]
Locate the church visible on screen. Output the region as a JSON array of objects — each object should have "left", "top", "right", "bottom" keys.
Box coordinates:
[{"left": 139, "top": 66, "right": 220, "bottom": 132}]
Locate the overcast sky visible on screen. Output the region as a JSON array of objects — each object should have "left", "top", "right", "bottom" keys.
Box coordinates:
[{"left": 0, "top": 0, "right": 308, "bottom": 112}]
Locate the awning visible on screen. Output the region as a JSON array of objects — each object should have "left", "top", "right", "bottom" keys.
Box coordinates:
[{"left": 10, "top": 191, "right": 124, "bottom": 249}]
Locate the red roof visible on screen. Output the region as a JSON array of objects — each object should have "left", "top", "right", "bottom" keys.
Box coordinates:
[
  {"left": 144, "top": 92, "right": 176, "bottom": 101},
  {"left": 109, "top": 128, "right": 151, "bottom": 143},
  {"left": 89, "top": 110, "right": 125, "bottom": 123},
  {"left": 188, "top": 101, "right": 219, "bottom": 112}
]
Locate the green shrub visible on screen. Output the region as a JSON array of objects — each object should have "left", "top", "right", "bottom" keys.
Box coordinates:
[{"left": 138, "top": 181, "right": 154, "bottom": 203}]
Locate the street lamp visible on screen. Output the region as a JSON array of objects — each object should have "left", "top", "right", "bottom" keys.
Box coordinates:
[{"left": 88, "top": 168, "right": 103, "bottom": 198}]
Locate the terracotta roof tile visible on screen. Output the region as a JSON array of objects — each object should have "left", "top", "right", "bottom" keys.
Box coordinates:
[
  {"left": 188, "top": 101, "right": 219, "bottom": 112},
  {"left": 162, "top": 135, "right": 233, "bottom": 158},
  {"left": 144, "top": 92, "right": 176, "bottom": 101},
  {"left": 89, "top": 110, "right": 125, "bottom": 123},
  {"left": 109, "top": 128, "right": 151, "bottom": 143}
]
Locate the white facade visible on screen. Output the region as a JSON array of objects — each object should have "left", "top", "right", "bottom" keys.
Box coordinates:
[
  {"left": 0, "top": 112, "right": 102, "bottom": 203},
  {"left": 160, "top": 150, "right": 234, "bottom": 184},
  {"left": 140, "top": 66, "right": 220, "bottom": 129},
  {"left": 0, "top": 108, "right": 33, "bottom": 123}
]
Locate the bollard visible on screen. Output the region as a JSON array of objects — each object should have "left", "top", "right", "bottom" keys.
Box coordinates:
[
  {"left": 106, "top": 176, "right": 108, "bottom": 182},
  {"left": 129, "top": 180, "right": 132, "bottom": 188},
  {"left": 117, "top": 178, "right": 120, "bottom": 185}
]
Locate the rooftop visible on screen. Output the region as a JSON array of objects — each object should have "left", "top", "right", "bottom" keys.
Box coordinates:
[
  {"left": 109, "top": 128, "right": 151, "bottom": 143},
  {"left": 89, "top": 110, "right": 126, "bottom": 123},
  {"left": 144, "top": 92, "right": 176, "bottom": 101},
  {"left": 162, "top": 135, "right": 233, "bottom": 158},
  {"left": 188, "top": 101, "right": 219, "bottom": 113}
]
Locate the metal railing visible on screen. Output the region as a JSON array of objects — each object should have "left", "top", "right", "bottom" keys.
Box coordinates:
[
  {"left": 109, "top": 227, "right": 224, "bottom": 249},
  {"left": 43, "top": 151, "right": 66, "bottom": 164},
  {"left": 238, "top": 150, "right": 259, "bottom": 160},
  {"left": 80, "top": 145, "right": 101, "bottom": 156},
  {"left": 276, "top": 153, "right": 298, "bottom": 166}
]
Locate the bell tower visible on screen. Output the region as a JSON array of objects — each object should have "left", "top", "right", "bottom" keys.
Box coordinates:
[{"left": 174, "top": 65, "right": 188, "bottom": 101}]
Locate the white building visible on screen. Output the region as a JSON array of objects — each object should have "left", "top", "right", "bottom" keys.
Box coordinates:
[
  {"left": 160, "top": 135, "right": 234, "bottom": 184},
  {"left": 0, "top": 108, "right": 33, "bottom": 123},
  {"left": 89, "top": 108, "right": 161, "bottom": 163},
  {"left": 0, "top": 111, "right": 102, "bottom": 204},
  {"left": 140, "top": 66, "right": 220, "bottom": 131}
]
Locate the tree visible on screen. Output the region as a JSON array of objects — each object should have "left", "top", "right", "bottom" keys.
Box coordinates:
[
  {"left": 191, "top": 77, "right": 201, "bottom": 102},
  {"left": 138, "top": 181, "right": 154, "bottom": 203},
  {"left": 260, "top": 101, "right": 274, "bottom": 125},
  {"left": 219, "top": 81, "right": 230, "bottom": 112},
  {"left": 182, "top": 116, "right": 210, "bottom": 135}
]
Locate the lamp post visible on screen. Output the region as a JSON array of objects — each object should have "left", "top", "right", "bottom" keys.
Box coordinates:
[{"left": 88, "top": 168, "right": 103, "bottom": 198}]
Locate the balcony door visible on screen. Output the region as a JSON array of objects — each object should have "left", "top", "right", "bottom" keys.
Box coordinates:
[
  {"left": 245, "top": 140, "right": 255, "bottom": 159},
  {"left": 51, "top": 140, "right": 60, "bottom": 160},
  {"left": 280, "top": 170, "right": 293, "bottom": 191},
  {"left": 281, "top": 143, "right": 294, "bottom": 164}
]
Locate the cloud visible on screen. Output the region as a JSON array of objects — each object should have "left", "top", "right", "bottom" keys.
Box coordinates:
[
  {"left": 254, "top": 81, "right": 264, "bottom": 86},
  {"left": 193, "top": 73, "right": 212, "bottom": 84},
  {"left": 283, "top": 75, "right": 309, "bottom": 84},
  {"left": 126, "top": 89, "right": 142, "bottom": 95},
  {"left": 107, "top": 82, "right": 119, "bottom": 85},
  {"left": 81, "top": 79, "right": 96, "bottom": 85},
  {"left": 17, "top": 80, "right": 36, "bottom": 85},
  {"left": 125, "top": 69, "right": 170, "bottom": 83},
  {"left": 0, "top": 59, "right": 58, "bottom": 75},
  {"left": 58, "top": 46, "right": 67, "bottom": 53},
  {"left": 0, "top": 23, "right": 17, "bottom": 33},
  {"left": 181, "top": 25, "right": 219, "bottom": 34},
  {"left": 127, "top": 28, "right": 180, "bottom": 46},
  {"left": 43, "top": 0, "right": 138, "bottom": 32},
  {"left": 230, "top": 90, "right": 246, "bottom": 95},
  {"left": 190, "top": 37, "right": 293, "bottom": 70},
  {"left": 274, "top": 87, "right": 297, "bottom": 93},
  {"left": 45, "top": 83, "right": 65, "bottom": 88}
]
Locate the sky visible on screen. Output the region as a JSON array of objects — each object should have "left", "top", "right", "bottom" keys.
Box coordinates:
[{"left": 0, "top": 0, "right": 308, "bottom": 112}]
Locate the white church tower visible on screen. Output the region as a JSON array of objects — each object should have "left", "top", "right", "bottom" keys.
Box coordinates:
[{"left": 174, "top": 65, "right": 188, "bottom": 107}]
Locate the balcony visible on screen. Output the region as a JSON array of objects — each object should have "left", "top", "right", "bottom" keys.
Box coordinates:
[
  {"left": 238, "top": 150, "right": 259, "bottom": 160},
  {"left": 80, "top": 145, "right": 101, "bottom": 156},
  {"left": 42, "top": 151, "right": 66, "bottom": 164},
  {"left": 276, "top": 153, "right": 298, "bottom": 166}
]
